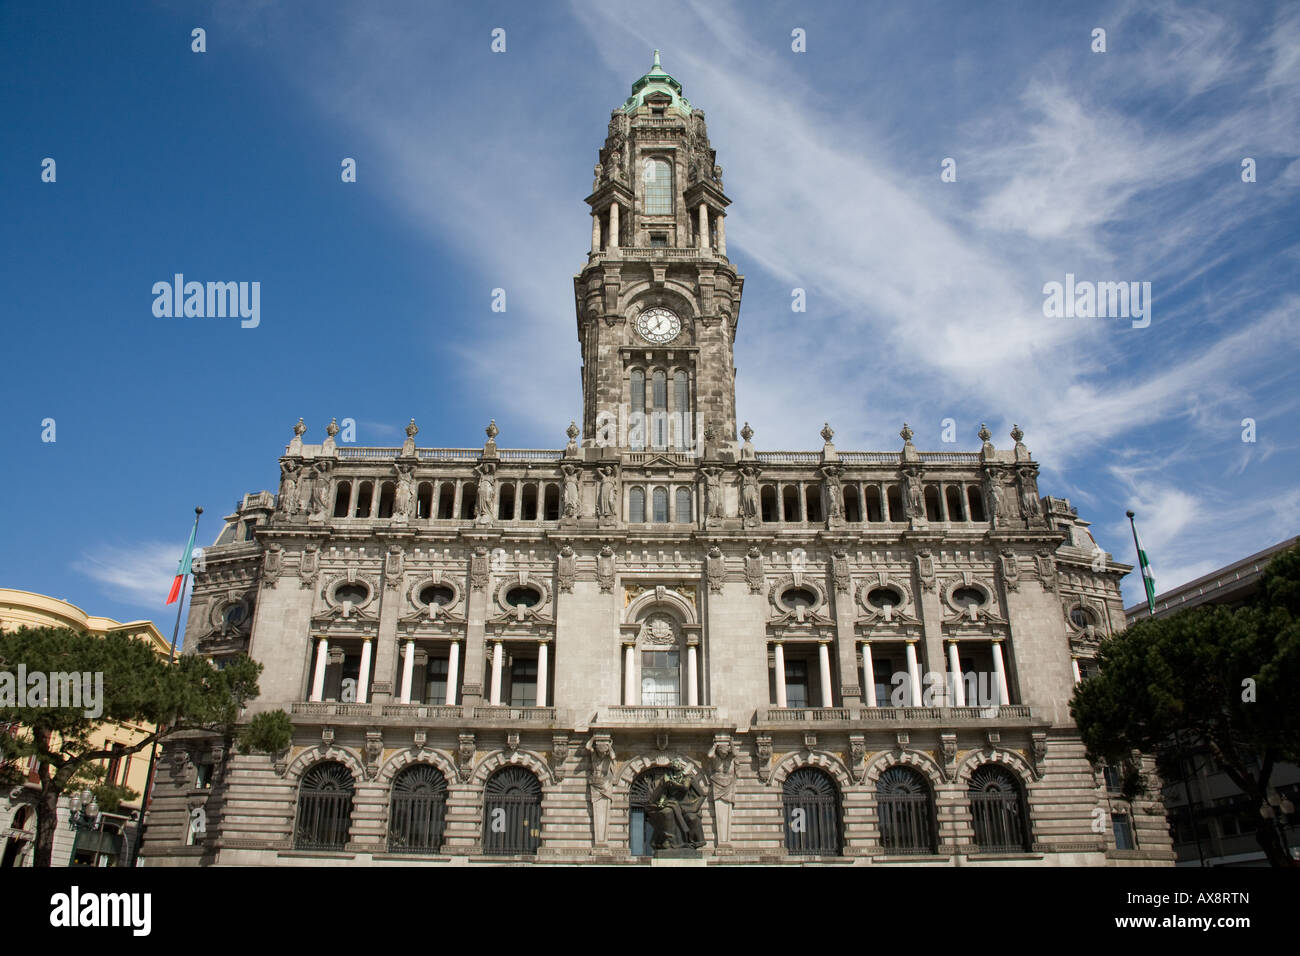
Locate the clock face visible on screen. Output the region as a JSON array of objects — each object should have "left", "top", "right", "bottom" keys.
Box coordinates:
[{"left": 637, "top": 307, "right": 681, "bottom": 344}]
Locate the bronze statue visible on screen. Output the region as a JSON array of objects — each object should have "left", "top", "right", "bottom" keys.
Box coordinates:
[{"left": 647, "top": 759, "right": 708, "bottom": 850}]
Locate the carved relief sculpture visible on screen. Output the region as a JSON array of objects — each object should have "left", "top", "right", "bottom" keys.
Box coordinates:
[
  {"left": 708, "top": 738, "right": 738, "bottom": 846},
  {"left": 586, "top": 735, "right": 616, "bottom": 846}
]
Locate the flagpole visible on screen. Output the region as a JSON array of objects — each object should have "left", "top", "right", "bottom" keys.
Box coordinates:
[{"left": 131, "top": 505, "right": 202, "bottom": 865}]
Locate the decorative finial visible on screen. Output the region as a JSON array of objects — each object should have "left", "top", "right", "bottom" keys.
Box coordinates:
[
  {"left": 292, "top": 417, "right": 307, "bottom": 438},
  {"left": 900, "top": 423, "right": 914, "bottom": 444},
  {"left": 405, "top": 418, "right": 419, "bottom": 440},
  {"left": 1010, "top": 424, "right": 1025, "bottom": 444},
  {"left": 653, "top": 49, "right": 662, "bottom": 70},
  {"left": 326, "top": 418, "right": 339, "bottom": 438},
  {"left": 740, "top": 422, "right": 754, "bottom": 442},
  {"left": 485, "top": 420, "right": 499, "bottom": 441},
  {"left": 978, "top": 423, "right": 992, "bottom": 444},
  {"left": 820, "top": 422, "right": 834, "bottom": 444},
  {"left": 566, "top": 420, "right": 579, "bottom": 441}
]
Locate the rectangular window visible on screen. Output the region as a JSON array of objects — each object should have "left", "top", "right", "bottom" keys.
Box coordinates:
[
  {"left": 1111, "top": 812, "right": 1135, "bottom": 850},
  {"left": 1102, "top": 764, "right": 1122, "bottom": 793},
  {"left": 641, "top": 650, "right": 680, "bottom": 705},
  {"left": 874, "top": 657, "right": 893, "bottom": 707},
  {"left": 195, "top": 761, "right": 213, "bottom": 790},
  {"left": 425, "top": 656, "right": 449, "bottom": 706},
  {"left": 650, "top": 233, "right": 668, "bottom": 247},
  {"left": 785, "top": 659, "right": 809, "bottom": 708},
  {"left": 509, "top": 658, "right": 537, "bottom": 708},
  {"left": 644, "top": 158, "right": 672, "bottom": 215}
]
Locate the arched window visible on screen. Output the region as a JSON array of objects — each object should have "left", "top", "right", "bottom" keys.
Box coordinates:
[
  {"left": 924, "top": 485, "right": 942, "bottom": 521},
  {"left": 844, "top": 485, "right": 862, "bottom": 522},
  {"left": 333, "top": 481, "right": 351, "bottom": 518},
  {"left": 629, "top": 486, "right": 646, "bottom": 523},
  {"left": 966, "top": 485, "right": 986, "bottom": 522},
  {"left": 945, "top": 485, "right": 965, "bottom": 521},
  {"left": 675, "top": 486, "right": 692, "bottom": 523},
  {"left": 630, "top": 369, "right": 646, "bottom": 450},
  {"left": 520, "top": 482, "right": 538, "bottom": 520},
  {"left": 761, "top": 485, "right": 778, "bottom": 522},
  {"left": 876, "top": 766, "right": 936, "bottom": 855},
  {"left": 651, "top": 370, "right": 668, "bottom": 447},
  {"left": 497, "top": 482, "right": 515, "bottom": 520},
  {"left": 629, "top": 767, "right": 670, "bottom": 857},
  {"left": 543, "top": 483, "right": 560, "bottom": 520},
  {"left": 388, "top": 764, "right": 448, "bottom": 854},
  {"left": 673, "top": 371, "right": 690, "bottom": 449},
  {"left": 782, "top": 485, "right": 800, "bottom": 521},
  {"left": 864, "top": 485, "right": 884, "bottom": 522},
  {"left": 783, "top": 767, "right": 842, "bottom": 856},
  {"left": 886, "top": 485, "right": 904, "bottom": 522},
  {"left": 295, "top": 762, "right": 355, "bottom": 851},
  {"left": 416, "top": 482, "right": 434, "bottom": 518},
  {"left": 644, "top": 157, "right": 673, "bottom": 215},
  {"left": 437, "top": 482, "right": 456, "bottom": 519},
  {"left": 354, "top": 481, "right": 374, "bottom": 518},
  {"left": 804, "top": 485, "right": 823, "bottom": 523},
  {"left": 460, "top": 483, "right": 477, "bottom": 519},
  {"left": 482, "top": 767, "right": 542, "bottom": 856},
  {"left": 652, "top": 486, "right": 668, "bottom": 522},
  {"left": 377, "top": 481, "right": 396, "bottom": 518},
  {"left": 968, "top": 765, "right": 1031, "bottom": 852}
]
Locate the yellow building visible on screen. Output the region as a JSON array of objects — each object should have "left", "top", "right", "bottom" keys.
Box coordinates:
[{"left": 0, "top": 589, "right": 169, "bottom": 866}]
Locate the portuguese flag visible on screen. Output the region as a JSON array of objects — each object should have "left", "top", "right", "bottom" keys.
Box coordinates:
[{"left": 165, "top": 519, "right": 200, "bottom": 605}]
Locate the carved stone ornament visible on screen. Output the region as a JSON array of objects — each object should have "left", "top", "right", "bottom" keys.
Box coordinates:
[
  {"left": 706, "top": 545, "right": 725, "bottom": 593},
  {"left": 755, "top": 734, "right": 773, "bottom": 783},
  {"left": 832, "top": 550, "right": 851, "bottom": 593},
  {"left": 263, "top": 544, "right": 283, "bottom": 587},
  {"left": 402, "top": 418, "right": 419, "bottom": 456},
  {"left": 744, "top": 546, "right": 764, "bottom": 593},
  {"left": 506, "top": 732, "right": 520, "bottom": 752},
  {"left": 457, "top": 734, "right": 476, "bottom": 783},
  {"left": 916, "top": 549, "right": 936, "bottom": 591},
  {"left": 597, "top": 545, "right": 616, "bottom": 593},
  {"left": 557, "top": 545, "right": 577, "bottom": 593},
  {"left": 894, "top": 732, "right": 909, "bottom": 752},
  {"left": 412, "top": 730, "right": 427, "bottom": 751},
  {"left": 470, "top": 547, "right": 490, "bottom": 591},
  {"left": 941, "top": 733, "right": 958, "bottom": 783},
  {"left": 1036, "top": 551, "right": 1057, "bottom": 591},
  {"left": 320, "top": 726, "right": 335, "bottom": 751},
  {"left": 299, "top": 545, "right": 320, "bottom": 589},
  {"left": 385, "top": 545, "right": 403, "bottom": 590},
  {"left": 640, "top": 613, "right": 678, "bottom": 646},
  {"left": 551, "top": 735, "right": 570, "bottom": 781},
  {"left": 1031, "top": 732, "right": 1049, "bottom": 779},
  {"left": 849, "top": 735, "right": 867, "bottom": 784},
  {"left": 277, "top": 460, "right": 301, "bottom": 515},
  {"left": 364, "top": 731, "right": 383, "bottom": 780},
  {"left": 1001, "top": 550, "right": 1020, "bottom": 592}
]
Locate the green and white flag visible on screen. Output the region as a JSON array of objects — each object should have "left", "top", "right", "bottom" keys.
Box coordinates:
[{"left": 1132, "top": 521, "right": 1156, "bottom": 614}]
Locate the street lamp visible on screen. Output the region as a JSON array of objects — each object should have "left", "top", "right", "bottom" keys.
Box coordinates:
[
  {"left": 1262, "top": 787, "right": 1296, "bottom": 861},
  {"left": 68, "top": 788, "right": 99, "bottom": 831}
]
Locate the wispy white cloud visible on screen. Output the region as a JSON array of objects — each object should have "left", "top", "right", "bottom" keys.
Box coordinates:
[{"left": 74, "top": 542, "right": 179, "bottom": 611}]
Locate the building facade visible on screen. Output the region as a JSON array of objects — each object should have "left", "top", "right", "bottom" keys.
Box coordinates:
[
  {"left": 143, "top": 55, "right": 1173, "bottom": 866},
  {"left": 1125, "top": 537, "right": 1300, "bottom": 866},
  {"left": 1, "top": 589, "right": 169, "bottom": 867}
]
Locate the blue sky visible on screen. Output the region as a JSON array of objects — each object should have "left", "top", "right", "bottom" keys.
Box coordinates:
[{"left": 1, "top": 0, "right": 1297, "bottom": 629}]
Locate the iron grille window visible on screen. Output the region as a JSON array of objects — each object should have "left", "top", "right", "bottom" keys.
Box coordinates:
[
  {"left": 968, "top": 765, "right": 1031, "bottom": 852},
  {"left": 482, "top": 767, "right": 542, "bottom": 856},
  {"left": 783, "top": 768, "right": 843, "bottom": 856},
  {"left": 295, "top": 762, "right": 355, "bottom": 851},
  {"left": 877, "top": 766, "right": 936, "bottom": 854},
  {"left": 388, "top": 764, "right": 448, "bottom": 854},
  {"left": 629, "top": 767, "right": 670, "bottom": 856}
]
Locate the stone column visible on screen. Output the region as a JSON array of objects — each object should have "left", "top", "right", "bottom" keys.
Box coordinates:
[
  {"left": 446, "top": 639, "right": 461, "bottom": 706},
  {"left": 773, "top": 641, "right": 788, "bottom": 708},
  {"left": 356, "top": 638, "right": 373, "bottom": 705},
  {"left": 905, "top": 640, "right": 922, "bottom": 707},
  {"left": 1071, "top": 656, "right": 1081, "bottom": 685},
  {"left": 452, "top": 480, "right": 463, "bottom": 521},
  {"left": 992, "top": 639, "right": 1010, "bottom": 705},
  {"left": 591, "top": 212, "right": 600, "bottom": 253},
  {"left": 862, "top": 642, "right": 877, "bottom": 707},
  {"left": 609, "top": 203, "right": 620, "bottom": 251},
  {"left": 490, "top": 640, "right": 504, "bottom": 706},
  {"left": 947, "top": 640, "right": 965, "bottom": 707},
  {"left": 817, "top": 641, "right": 833, "bottom": 707},
  {"left": 697, "top": 202, "right": 708, "bottom": 250},
  {"left": 537, "top": 639, "right": 549, "bottom": 708},
  {"left": 717, "top": 214, "right": 726, "bottom": 256},
  {"left": 399, "top": 639, "right": 416, "bottom": 704},
  {"left": 623, "top": 642, "right": 636, "bottom": 705},
  {"left": 309, "top": 637, "right": 329, "bottom": 702},
  {"left": 686, "top": 641, "right": 699, "bottom": 706}
]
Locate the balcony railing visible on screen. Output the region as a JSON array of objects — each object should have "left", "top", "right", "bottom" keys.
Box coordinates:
[
  {"left": 599, "top": 706, "right": 718, "bottom": 723},
  {"left": 381, "top": 704, "right": 463, "bottom": 720},
  {"left": 764, "top": 707, "right": 854, "bottom": 721},
  {"left": 756, "top": 705, "right": 1032, "bottom": 723},
  {"left": 471, "top": 706, "right": 557, "bottom": 721}
]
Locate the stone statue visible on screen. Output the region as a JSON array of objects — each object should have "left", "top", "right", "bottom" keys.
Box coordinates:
[
  {"left": 708, "top": 739, "right": 738, "bottom": 846},
  {"left": 1018, "top": 467, "right": 1040, "bottom": 518},
  {"left": 393, "top": 464, "right": 414, "bottom": 518},
  {"left": 278, "top": 462, "right": 300, "bottom": 515},
  {"left": 823, "top": 470, "right": 843, "bottom": 520},
  {"left": 308, "top": 463, "right": 330, "bottom": 517},
  {"left": 647, "top": 758, "right": 708, "bottom": 850},
  {"left": 903, "top": 468, "right": 924, "bottom": 518},
  {"left": 561, "top": 464, "right": 580, "bottom": 518},
  {"left": 740, "top": 469, "right": 759, "bottom": 523},
  {"left": 475, "top": 467, "right": 495, "bottom": 520},
  {"left": 597, "top": 466, "right": 618, "bottom": 519},
  {"left": 586, "top": 736, "right": 616, "bottom": 846},
  {"left": 703, "top": 468, "right": 724, "bottom": 519}
]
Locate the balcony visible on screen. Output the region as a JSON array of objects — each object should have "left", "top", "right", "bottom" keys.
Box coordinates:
[
  {"left": 595, "top": 706, "right": 719, "bottom": 726},
  {"left": 754, "top": 705, "right": 1035, "bottom": 729},
  {"left": 288, "top": 701, "right": 555, "bottom": 726}
]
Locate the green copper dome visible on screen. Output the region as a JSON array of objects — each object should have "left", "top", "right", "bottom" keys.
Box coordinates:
[{"left": 620, "top": 50, "right": 693, "bottom": 115}]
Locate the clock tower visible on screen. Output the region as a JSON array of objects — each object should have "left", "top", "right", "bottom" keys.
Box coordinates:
[{"left": 574, "top": 52, "right": 744, "bottom": 453}]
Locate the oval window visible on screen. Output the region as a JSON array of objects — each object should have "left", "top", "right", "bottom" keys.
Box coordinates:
[
  {"left": 334, "top": 583, "right": 368, "bottom": 605},
  {"left": 505, "top": 586, "right": 541, "bottom": 608},
  {"left": 1069, "top": 607, "right": 1095, "bottom": 628},
  {"left": 223, "top": 605, "right": 246, "bottom": 626},
  {"left": 781, "top": 587, "right": 817, "bottom": 610},
  {"left": 867, "top": 587, "right": 902, "bottom": 610},
  {"left": 952, "top": 586, "right": 985, "bottom": 608},
  {"left": 419, "top": 584, "right": 455, "bottom": 607}
]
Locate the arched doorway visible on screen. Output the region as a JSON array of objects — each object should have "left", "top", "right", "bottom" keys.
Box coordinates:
[
  {"left": 388, "top": 764, "right": 448, "bottom": 853},
  {"left": 482, "top": 766, "right": 541, "bottom": 856},
  {"left": 782, "top": 767, "right": 842, "bottom": 855}
]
